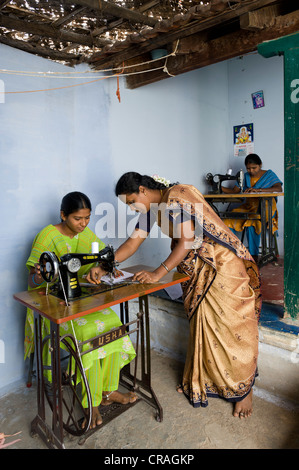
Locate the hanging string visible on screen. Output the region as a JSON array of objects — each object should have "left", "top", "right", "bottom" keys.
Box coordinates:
[
  {"left": 116, "top": 75, "right": 121, "bottom": 102},
  {"left": 0, "top": 47, "right": 179, "bottom": 78},
  {"left": 116, "top": 62, "right": 124, "bottom": 103},
  {"left": 0, "top": 74, "right": 111, "bottom": 94},
  {"left": 0, "top": 65, "right": 164, "bottom": 94},
  {"left": 0, "top": 41, "right": 180, "bottom": 95},
  {"left": 163, "top": 39, "right": 180, "bottom": 77}
]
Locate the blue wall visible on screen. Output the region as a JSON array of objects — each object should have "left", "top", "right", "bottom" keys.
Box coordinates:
[
  {"left": 104, "top": 61, "right": 231, "bottom": 266},
  {"left": 0, "top": 44, "right": 285, "bottom": 395},
  {"left": 0, "top": 47, "right": 113, "bottom": 393},
  {"left": 228, "top": 53, "right": 284, "bottom": 254}
]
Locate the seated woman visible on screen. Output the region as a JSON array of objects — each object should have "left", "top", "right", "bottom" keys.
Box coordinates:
[
  {"left": 24, "top": 191, "right": 137, "bottom": 429},
  {"left": 221, "top": 153, "right": 283, "bottom": 260}
]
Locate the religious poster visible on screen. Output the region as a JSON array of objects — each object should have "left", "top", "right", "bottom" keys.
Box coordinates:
[
  {"left": 251, "top": 90, "right": 265, "bottom": 109},
  {"left": 233, "top": 123, "right": 254, "bottom": 157}
]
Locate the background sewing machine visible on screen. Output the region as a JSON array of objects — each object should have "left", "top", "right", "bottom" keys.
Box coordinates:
[
  {"left": 39, "top": 246, "right": 130, "bottom": 304},
  {"left": 206, "top": 169, "right": 244, "bottom": 194}
]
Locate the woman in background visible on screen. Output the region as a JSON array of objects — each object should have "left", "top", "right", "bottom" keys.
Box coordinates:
[
  {"left": 25, "top": 191, "right": 136, "bottom": 429},
  {"left": 222, "top": 153, "right": 283, "bottom": 260}
]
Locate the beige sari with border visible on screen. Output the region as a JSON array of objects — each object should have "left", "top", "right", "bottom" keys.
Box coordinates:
[{"left": 159, "top": 184, "right": 261, "bottom": 407}]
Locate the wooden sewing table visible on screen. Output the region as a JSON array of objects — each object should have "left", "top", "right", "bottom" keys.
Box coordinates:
[
  {"left": 14, "top": 265, "right": 189, "bottom": 449},
  {"left": 204, "top": 192, "right": 284, "bottom": 267}
]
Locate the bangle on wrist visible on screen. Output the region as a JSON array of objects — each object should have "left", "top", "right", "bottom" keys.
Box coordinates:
[
  {"left": 32, "top": 273, "right": 42, "bottom": 286},
  {"left": 161, "top": 262, "right": 170, "bottom": 273}
]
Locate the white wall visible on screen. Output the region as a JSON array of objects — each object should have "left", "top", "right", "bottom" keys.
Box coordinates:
[
  {"left": 0, "top": 46, "right": 113, "bottom": 393},
  {"left": 104, "top": 61, "right": 230, "bottom": 266},
  {"left": 227, "top": 53, "right": 284, "bottom": 254},
  {"left": 0, "top": 43, "right": 285, "bottom": 395}
]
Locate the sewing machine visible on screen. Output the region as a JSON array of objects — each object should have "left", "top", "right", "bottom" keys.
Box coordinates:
[
  {"left": 206, "top": 169, "right": 244, "bottom": 194},
  {"left": 39, "top": 245, "right": 118, "bottom": 303}
]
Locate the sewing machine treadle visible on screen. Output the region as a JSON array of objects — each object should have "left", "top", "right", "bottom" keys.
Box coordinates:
[{"left": 14, "top": 265, "right": 189, "bottom": 449}]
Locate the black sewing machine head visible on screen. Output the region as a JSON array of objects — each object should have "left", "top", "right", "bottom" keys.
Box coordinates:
[
  {"left": 206, "top": 169, "right": 244, "bottom": 194},
  {"left": 39, "top": 245, "right": 115, "bottom": 301}
]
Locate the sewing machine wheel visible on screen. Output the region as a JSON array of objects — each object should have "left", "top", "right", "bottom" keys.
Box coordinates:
[
  {"left": 39, "top": 251, "right": 59, "bottom": 283},
  {"left": 42, "top": 334, "right": 92, "bottom": 436},
  {"left": 206, "top": 172, "right": 213, "bottom": 183}
]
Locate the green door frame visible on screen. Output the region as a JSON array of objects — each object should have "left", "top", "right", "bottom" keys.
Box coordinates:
[{"left": 258, "top": 32, "right": 299, "bottom": 319}]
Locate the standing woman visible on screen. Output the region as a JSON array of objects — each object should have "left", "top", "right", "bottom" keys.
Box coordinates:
[
  {"left": 222, "top": 153, "right": 283, "bottom": 259},
  {"left": 24, "top": 191, "right": 136, "bottom": 428},
  {"left": 110, "top": 173, "right": 261, "bottom": 418}
]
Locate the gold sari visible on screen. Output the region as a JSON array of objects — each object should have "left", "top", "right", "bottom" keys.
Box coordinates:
[{"left": 159, "top": 184, "right": 261, "bottom": 407}]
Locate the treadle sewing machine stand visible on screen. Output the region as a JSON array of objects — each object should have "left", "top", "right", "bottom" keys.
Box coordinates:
[
  {"left": 14, "top": 265, "right": 189, "bottom": 449},
  {"left": 204, "top": 192, "right": 284, "bottom": 268}
]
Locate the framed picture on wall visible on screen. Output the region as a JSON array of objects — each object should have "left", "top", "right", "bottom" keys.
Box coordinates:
[
  {"left": 251, "top": 90, "right": 265, "bottom": 109},
  {"left": 233, "top": 123, "right": 254, "bottom": 157}
]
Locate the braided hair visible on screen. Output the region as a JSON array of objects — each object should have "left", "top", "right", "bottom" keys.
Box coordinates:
[{"left": 115, "top": 172, "right": 175, "bottom": 196}]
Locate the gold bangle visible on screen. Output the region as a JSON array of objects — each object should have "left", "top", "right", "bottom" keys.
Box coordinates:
[{"left": 161, "top": 262, "right": 169, "bottom": 272}]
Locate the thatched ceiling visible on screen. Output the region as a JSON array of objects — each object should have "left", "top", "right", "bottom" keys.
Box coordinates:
[{"left": 0, "top": 0, "right": 298, "bottom": 88}]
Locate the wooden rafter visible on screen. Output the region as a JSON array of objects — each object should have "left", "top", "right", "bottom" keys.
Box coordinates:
[
  {"left": 0, "top": 34, "right": 80, "bottom": 62},
  {"left": 89, "top": 0, "right": 286, "bottom": 69},
  {"left": 0, "top": 0, "right": 11, "bottom": 9},
  {"left": 51, "top": 6, "right": 87, "bottom": 27},
  {"left": 0, "top": 13, "right": 110, "bottom": 47},
  {"left": 91, "top": 0, "right": 160, "bottom": 37},
  {"left": 240, "top": 4, "right": 279, "bottom": 30},
  {"left": 71, "top": 0, "right": 158, "bottom": 27},
  {"left": 126, "top": 9, "right": 299, "bottom": 89},
  {"left": 0, "top": 0, "right": 297, "bottom": 87}
]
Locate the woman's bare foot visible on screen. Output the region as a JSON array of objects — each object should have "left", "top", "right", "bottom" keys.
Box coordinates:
[
  {"left": 176, "top": 385, "right": 183, "bottom": 393},
  {"left": 82, "top": 406, "right": 102, "bottom": 429},
  {"left": 233, "top": 389, "right": 253, "bottom": 419},
  {"left": 101, "top": 390, "right": 138, "bottom": 406}
]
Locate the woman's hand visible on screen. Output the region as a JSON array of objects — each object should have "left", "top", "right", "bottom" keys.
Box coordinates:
[
  {"left": 86, "top": 266, "right": 106, "bottom": 285},
  {"left": 112, "top": 268, "right": 124, "bottom": 279},
  {"left": 28, "top": 263, "right": 44, "bottom": 288},
  {"left": 132, "top": 219, "right": 195, "bottom": 285},
  {"left": 244, "top": 188, "right": 262, "bottom": 193},
  {"left": 34, "top": 262, "right": 41, "bottom": 276},
  {"left": 133, "top": 270, "right": 162, "bottom": 284},
  {"left": 244, "top": 183, "right": 282, "bottom": 194}
]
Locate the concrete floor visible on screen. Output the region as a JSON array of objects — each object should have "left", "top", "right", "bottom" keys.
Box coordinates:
[{"left": 1, "top": 349, "right": 299, "bottom": 450}]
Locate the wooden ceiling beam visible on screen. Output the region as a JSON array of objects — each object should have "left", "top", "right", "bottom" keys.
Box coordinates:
[
  {"left": 51, "top": 6, "right": 87, "bottom": 27},
  {"left": 0, "top": 34, "right": 80, "bottom": 62},
  {"left": 126, "top": 8, "right": 299, "bottom": 89},
  {"left": 0, "top": 0, "right": 11, "bottom": 10},
  {"left": 0, "top": 13, "right": 110, "bottom": 47},
  {"left": 240, "top": 5, "right": 279, "bottom": 30},
  {"left": 71, "top": 0, "right": 157, "bottom": 27},
  {"left": 91, "top": 0, "right": 160, "bottom": 37},
  {"left": 89, "top": 0, "right": 283, "bottom": 69}
]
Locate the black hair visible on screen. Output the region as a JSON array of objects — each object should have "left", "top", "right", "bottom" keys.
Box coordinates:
[
  {"left": 245, "top": 153, "right": 262, "bottom": 166},
  {"left": 60, "top": 191, "right": 92, "bottom": 216},
  {"left": 115, "top": 172, "right": 175, "bottom": 196}
]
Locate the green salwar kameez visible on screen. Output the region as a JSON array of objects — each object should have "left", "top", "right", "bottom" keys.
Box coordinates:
[{"left": 24, "top": 224, "right": 136, "bottom": 407}]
